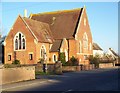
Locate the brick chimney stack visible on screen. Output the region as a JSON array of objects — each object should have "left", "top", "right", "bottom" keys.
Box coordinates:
[{"left": 24, "top": 9, "right": 27, "bottom": 17}]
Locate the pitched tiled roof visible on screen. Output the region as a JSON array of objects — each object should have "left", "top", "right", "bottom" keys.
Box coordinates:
[
  {"left": 23, "top": 17, "right": 53, "bottom": 43},
  {"left": 30, "top": 8, "right": 83, "bottom": 39},
  {"left": 109, "top": 48, "right": 118, "bottom": 57},
  {"left": 93, "top": 43, "right": 103, "bottom": 50},
  {"left": 50, "top": 40, "right": 62, "bottom": 52}
]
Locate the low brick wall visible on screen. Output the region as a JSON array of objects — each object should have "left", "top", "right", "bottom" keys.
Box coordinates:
[
  {"left": 62, "top": 66, "right": 80, "bottom": 72},
  {"left": 36, "top": 63, "right": 62, "bottom": 74},
  {"left": 35, "top": 63, "right": 55, "bottom": 73},
  {"left": 35, "top": 63, "right": 43, "bottom": 72},
  {"left": 99, "top": 63, "right": 113, "bottom": 68},
  {"left": 1, "top": 66, "right": 35, "bottom": 85},
  {"left": 83, "top": 64, "right": 95, "bottom": 70},
  {"left": 62, "top": 64, "right": 95, "bottom": 72}
]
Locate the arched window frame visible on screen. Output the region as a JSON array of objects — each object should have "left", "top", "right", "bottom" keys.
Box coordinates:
[
  {"left": 14, "top": 32, "right": 26, "bottom": 51},
  {"left": 53, "top": 54, "right": 57, "bottom": 62},
  {"left": 40, "top": 45, "right": 46, "bottom": 59},
  {"left": 83, "top": 32, "right": 88, "bottom": 50},
  {"left": 89, "top": 43, "right": 92, "bottom": 51},
  {"left": 22, "top": 38, "right": 25, "bottom": 49},
  {"left": 79, "top": 41, "right": 82, "bottom": 53},
  {"left": 65, "top": 49, "right": 68, "bottom": 62},
  {"left": 15, "top": 39, "right": 18, "bottom": 50}
]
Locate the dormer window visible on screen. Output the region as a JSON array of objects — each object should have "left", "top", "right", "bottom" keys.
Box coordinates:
[{"left": 14, "top": 32, "right": 26, "bottom": 51}]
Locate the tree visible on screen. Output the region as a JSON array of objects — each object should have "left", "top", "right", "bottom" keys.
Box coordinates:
[
  {"left": 89, "top": 55, "right": 99, "bottom": 68},
  {"left": 69, "top": 56, "right": 78, "bottom": 66}
]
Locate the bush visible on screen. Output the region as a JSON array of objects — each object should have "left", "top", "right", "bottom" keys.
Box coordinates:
[
  {"left": 65, "top": 56, "right": 79, "bottom": 66},
  {"left": 12, "top": 60, "right": 20, "bottom": 64},
  {"left": 89, "top": 55, "right": 99, "bottom": 68},
  {"left": 70, "top": 56, "right": 78, "bottom": 66},
  {"left": 4, "top": 64, "right": 13, "bottom": 68},
  {"left": 59, "top": 52, "right": 66, "bottom": 66},
  {"left": 4, "top": 64, "right": 21, "bottom": 68}
]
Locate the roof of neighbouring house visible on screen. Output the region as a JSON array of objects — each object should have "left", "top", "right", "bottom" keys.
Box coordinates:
[
  {"left": 93, "top": 43, "right": 103, "bottom": 50},
  {"left": 23, "top": 17, "right": 53, "bottom": 43},
  {"left": 50, "top": 40, "right": 62, "bottom": 52},
  {"left": 30, "top": 8, "right": 83, "bottom": 39},
  {"left": 109, "top": 48, "right": 118, "bottom": 57}
]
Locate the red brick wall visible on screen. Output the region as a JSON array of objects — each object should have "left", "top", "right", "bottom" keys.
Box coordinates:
[
  {"left": 4, "top": 7, "right": 93, "bottom": 66},
  {"left": 4, "top": 16, "right": 36, "bottom": 64},
  {"left": 69, "top": 8, "right": 93, "bottom": 65}
]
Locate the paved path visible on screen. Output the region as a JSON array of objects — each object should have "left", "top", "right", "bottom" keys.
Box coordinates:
[{"left": 2, "top": 67, "right": 120, "bottom": 92}]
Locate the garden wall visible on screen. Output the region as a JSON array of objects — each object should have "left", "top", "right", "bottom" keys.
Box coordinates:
[
  {"left": 1, "top": 66, "right": 35, "bottom": 85},
  {"left": 62, "top": 64, "right": 95, "bottom": 72},
  {"left": 35, "top": 62, "right": 62, "bottom": 74},
  {"left": 99, "top": 63, "right": 113, "bottom": 68}
]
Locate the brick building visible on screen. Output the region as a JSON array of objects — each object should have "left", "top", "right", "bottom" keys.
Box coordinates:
[{"left": 4, "top": 6, "right": 93, "bottom": 65}]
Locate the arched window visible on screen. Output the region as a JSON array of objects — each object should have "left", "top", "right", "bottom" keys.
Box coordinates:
[
  {"left": 89, "top": 43, "right": 92, "bottom": 50},
  {"left": 14, "top": 32, "right": 26, "bottom": 50},
  {"left": 53, "top": 54, "right": 57, "bottom": 62},
  {"left": 22, "top": 38, "right": 25, "bottom": 49},
  {"left": 65, "top": 49, "right": 68, "bottom": 61},
  {"left": 15, "top": 39, "right": 18, "bottom": 50},
  {"left": 83, "top": 32, "right": 88, "bottom": 49},
  {"left": 19, "top": 33, "right": 21, "bottom": 49},
  {"left": 79, "top": 41, "right": 82, "bottom": 53},
  {"left": 40, "top": 45, "right": 46, "bottom": 59}
]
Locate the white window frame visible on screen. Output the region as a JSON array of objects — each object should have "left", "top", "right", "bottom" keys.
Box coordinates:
[
  {"left": 83, "top": 32, "right": 88, "bottom": 50},
  {"left": 40, "top": 45, "right": 46, "bottom": 59},
  {"left": 29, "top": 54, "right": 33, "bottom": 60},
  {"left": 79, "top": 41, "right": 82, "bottom": 53},
  {"left": 65, "top": 49, "right": 68, "bottom": 62},
  {"left": 53, "top": 54, "right": 57, "bottom": 62},
  {"left": 90, "top": 43, "right": 92, "bottom": 50},
  {"left": 14, "top": 32, "right": 26, "bottom": 51},
  {"left": 7, "top": 53, "right": 12, "bottom": 61}
]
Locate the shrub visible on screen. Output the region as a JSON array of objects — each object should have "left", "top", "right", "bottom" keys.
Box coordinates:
[
  {"left": 4, "top": 64, "right": 13, "bottom": 68},
  {"left": 59, "top": 52, "right": 66, "bottom": 66},
  {"left": 12, "top": 59, "right": 20, "bottom": 65},
  {"left": 64, "top": 56, "right": 78, "bottom": 66},
  {"left": 69, "top": 56, "right": 79, "bottom": 66},
  {"left": 88, "top": 55, "right": 99, "bottom": 68}
]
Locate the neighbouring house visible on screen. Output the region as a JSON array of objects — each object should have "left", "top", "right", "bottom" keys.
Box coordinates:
[
  {"left": 107, "top": 48, "right": 119, "bottom": 64},
  {"left": 107, "top": 48, "right": 118, "bottom": 59},
  {"left": 4, "top": 6, "right": 93, "bottom": 65},
  {"left": 93, "top": 43, "right": 104, "bottom": 57}
]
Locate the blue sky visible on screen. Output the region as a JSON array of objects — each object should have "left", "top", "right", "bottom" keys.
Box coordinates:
[{"left": 1, "top": 2, "right": 118, "bottom": 53}]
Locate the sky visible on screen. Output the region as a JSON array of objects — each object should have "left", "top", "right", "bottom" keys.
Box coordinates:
[{"left": 0, "top": 2, "right": 118, "bottom": 54}]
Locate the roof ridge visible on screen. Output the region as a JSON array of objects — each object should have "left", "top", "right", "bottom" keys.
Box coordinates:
[
  {"left": 23, "top": 17, "right": 49, "bottom": 25},
  {"left": 31, "top": 8, "right": 82, "bottom": 16}
]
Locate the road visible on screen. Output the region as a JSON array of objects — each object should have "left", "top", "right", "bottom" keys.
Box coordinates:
[{"left": 2, "top": 68, "right": 120, "bottom": 92}]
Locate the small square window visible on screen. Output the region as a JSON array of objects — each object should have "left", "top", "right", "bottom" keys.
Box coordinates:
[
  {"left": 8, "top": 55, "right": 11, "bottom": 61},
  {"left": 29, "top": 54, "right": 33, "bottom": 60}
]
